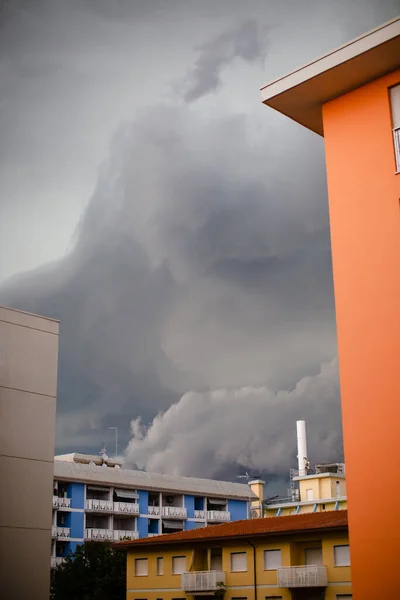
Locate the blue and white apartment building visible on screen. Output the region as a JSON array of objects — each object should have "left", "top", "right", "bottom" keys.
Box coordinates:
[{"left": 51, "top": 451, "right": 256, "bottom": 567}]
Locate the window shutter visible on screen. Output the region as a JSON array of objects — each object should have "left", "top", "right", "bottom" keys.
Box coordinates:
[
  {"left": 172, "top": 556, "right": 186, "bottom": 574},
  {"left": 157, "top": 557, "right": 164, "bottom": 575},
  {"left": 264, "top": 549, "right": 282, "bottom": 570},
  {"left": 230, "top": 552, "right": 247, "bottom": 572},
  {"left": 334, "top": 545, "right": 350, "bottom": 566},
  {"left": 135, "top": 558, "right": 148, "bottom": 576},
  {"left": 390, "top": 84, "right": 400, "bottom": 128}
]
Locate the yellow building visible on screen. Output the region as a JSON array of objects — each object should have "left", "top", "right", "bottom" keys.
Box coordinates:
[{"left": 117, "top": 510, "right": 351, "bottom": 600}]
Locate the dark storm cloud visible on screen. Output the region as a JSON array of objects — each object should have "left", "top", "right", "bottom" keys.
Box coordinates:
[
  {"left": 182, "top": 19, "right": 267, "bottom": 102},
  {"left": 1, "top": 0, "right": 399, "bottom": 481}
]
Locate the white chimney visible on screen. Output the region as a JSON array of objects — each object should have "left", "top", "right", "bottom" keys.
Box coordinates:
[{"left": 296, "top": 420, "right": 308, "bottom": 476}]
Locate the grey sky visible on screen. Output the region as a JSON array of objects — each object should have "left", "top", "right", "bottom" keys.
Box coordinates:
[{"left": 1, "top": 0, "right": 398, "bottom": 486}]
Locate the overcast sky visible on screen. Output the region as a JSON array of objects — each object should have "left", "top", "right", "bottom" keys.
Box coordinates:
[{"left": 1, "top": 0, "right": 398, "bottom": 490}]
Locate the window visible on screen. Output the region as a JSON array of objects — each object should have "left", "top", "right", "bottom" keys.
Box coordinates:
[
  {"left": 134, "top": 558, "right": 148, "bottom": 576},
  {"left": 230, "top": 552, "right": 247, "bottom": 572},
  {"left": 172, "top": 556, "right": 186, "bottom": 575},
  {"left": 336, "top": 596, "right": 352, "bottom": 600},
  {"left": 264, "top": 549, "right": 282, "bottom": 570},
  {"left": 334, "top": 545, "right": 351, "bottom": 567},
  {"left": 390, "top": 83, "right": 400, "bottom": 171},
  {"left": 306, "top": 488, "right": 313, "bottom": 501},
  {"left": 156, "top": 557, "right": 164, "bottom": 575}
]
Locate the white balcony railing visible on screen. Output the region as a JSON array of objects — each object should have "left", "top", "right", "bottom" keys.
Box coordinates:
[
  {"left": 207, "top": 510, "right": 230, "bottom": 522},
  {"left": 53, "top": 496, "right": 71, "bottom": 509},
  {"left": 113, "top": 530, "right": 139, "bottom": 541},
  {"left": 113, "top": 501, "right": 139, "bottom": 514},
  {"left": 161, "top": 506, "right": 187, "bottom": 519},
  {"left": 394, "top": 127, "right": 400, "bottom": 172},
  {"left": 51, "top": 557, "right": 65, "bottom": 568},
  {"left": 85, "top": 528, "right": 114, "bottom": 541},
  {"left": 182, "top": 571, "right": 226, "bottom": 593},
  {"left": 52, "top": 526, "right": 70, "bottom": 539},
  {"left": 85, "top": 499, "right": 114, "bottom": 512},
  {"left": 52, "top": 496, "right": 58, "bottom": 508},
  {"left": 148, "top": 505, "right": 160, "bottom": 516},
  {"left": 148, "top": 532, "right": 161, "bottom": 537},
  {"left": 194, "top": 509, "right": 205, "bottom": 519},
  {"left": 278, "top": 565, "right": 328, "bottom": 588}
]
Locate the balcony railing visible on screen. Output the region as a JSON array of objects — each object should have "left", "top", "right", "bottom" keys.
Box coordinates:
[
  {"left": 278, "top": 565, "right": 328, "bottom": 588},
  {"left": 182, "top": 571, "right": 226, "bottom": 593},
  {"left": 207, "top": 510, "right": 230, "bottom": 522},
  {"left": 148, "top": 505, "right": 160, "bottom": 516},
  {"left": 51, "top": 557, "right": 65, "bottom": 568},
  {"left": 394, "top": 127, "right": 400, "bottom": 172},
  {"left": 161, "top": 506, "right": 187, "bottom": 518},
  {"left": 85, "top": 528, "right": 114, "bottom": 541},
  {"left": 52, "top": 526, "right": 70, "bottom": 539},
  {"left": 148, "top": 532, "right": 161, "bottom": 537},
  {"left": 113, "top": 501, "right": 139, "bottom": 514},
  {"left": 194, "top": 509, "right": 205, "bottom": 519},
  {"left": 113, "top": 530, "right": 139, "bottom": 541},
  {"left": 53, "top": 496, "right": 72, "bottom": 509},
  {"left": 85, "top": 499, "right": 114, "bottom": 512}
]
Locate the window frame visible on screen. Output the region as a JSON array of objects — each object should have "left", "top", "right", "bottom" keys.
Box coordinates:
[
  {"left": 333, "top": 544, "right": 351, "bottom": 567},
  {"left": 389, "top": 83, "right": 400, "bottom": 173},
  {"left": 134, "top": 558, "right": 148, "bottom": 577},
  {"left": 263, "top": 549, "right": 282, "bottom": 571},
  {"left": 171, "top": 555, "right": 187, "bottom": 575},
  {"left": 156, "top": 556, "right": 164, "bottom": 576},
  {"left": 230, "top": 551, "right": 248, "bottom": 573}
]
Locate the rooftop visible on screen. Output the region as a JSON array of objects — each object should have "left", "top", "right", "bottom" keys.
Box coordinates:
[
  {"left": 115, "top": 510, "right": 348, "bottom": 548},
  {"left": 260, "top": 16, "right": 400, "bottom": 135},
  {"left": 53, "top": 460, "right": 256, "bottom": 500}
]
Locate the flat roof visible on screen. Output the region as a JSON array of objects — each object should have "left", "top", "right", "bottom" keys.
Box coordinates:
[{"left": 260, "top": 16, "right": 400, "bottom": 135}]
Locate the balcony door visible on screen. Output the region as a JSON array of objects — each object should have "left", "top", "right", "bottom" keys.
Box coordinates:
[
  {"left": 210, "top": 548, "right": 222, "bottom": 571},
  {"left": 304, "top": 548, "right": 323, "bottom": 565}
]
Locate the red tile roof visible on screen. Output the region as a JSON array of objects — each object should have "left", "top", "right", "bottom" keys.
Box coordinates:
[{"left": 114, "top": 510, "right": 348, "bottom": 549}]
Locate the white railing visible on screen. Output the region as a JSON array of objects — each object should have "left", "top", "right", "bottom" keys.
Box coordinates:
[
  {"left": 113, "top": 530, "right": 139, "bottom": 541},
  {"left": 148, "top": 505, "right": 160, "bottom": 516},
  {"left": 161, "top": 506, "right": 187, "bottom": 518},
  {"left": 194, "top": 510, "right": 205, "bottom": 519},
  {"left": 57, "top": 497, "right": 71, "bottom": 509},
  {"left": 85, "top": 499, "right": 114, "bottom": 512},
  {"left": 113, "top": 501, "right": 139, "bottom": 514},
  {"left": 148, "top": 532, "right": 161, "bottom": 537},
  {"left": 394, "top": 127, "right": 400, "bottom": 172},
  {"left": 52, "top": 526, "right": 70, "bottom": 539},
  {"left": 182, "top": 571, "right": 226, "bottom": 593},
  {"left": 52, "top": 496, "right": 58, "bottom": 508},
  {"left": 85, "top": 528, "right": 114, "bottom": 541},
  {"left": 51, "top": 557, "right": 65, "bottom": 568},
  {"left": 207, "top": 510, "right": 230, "bottom": 522},
  {"left": 278, "top": 565, "right": 328, "bottom": 588}
]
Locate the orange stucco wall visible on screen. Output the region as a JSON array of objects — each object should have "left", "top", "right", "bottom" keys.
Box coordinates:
[{"left": 323, "top": 69, "right": 400, "bottom": 599}]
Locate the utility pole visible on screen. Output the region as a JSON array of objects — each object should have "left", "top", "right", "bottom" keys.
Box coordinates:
[{"left": 108, "top": 427, "right": 118, "bottom": 458}]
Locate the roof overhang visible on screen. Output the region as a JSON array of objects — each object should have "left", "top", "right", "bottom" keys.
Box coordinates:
[{"left": 260, "top": 16, "right": 400, "bottom": 136}]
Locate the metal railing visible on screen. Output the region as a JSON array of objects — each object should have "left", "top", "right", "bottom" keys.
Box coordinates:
[
  {"left": 394, "top": 127, "right": 400, "bottom": 172},
  {"left": 85, "top": 528, "right": 114, "bottom": 541},
  {"left": 161, "top": 506, "right": 187, "bottom": 518},
  {"left": 182, "top": 571, "right": 226, "bottom": 593},
  {"left": 194, "top": 509, "right": 205, "bottom": 519},
  {"left": 113, "top": 530, "right": 139, "bottom": 541},
  {"left": 85, "top": 499, "right": 114, "bottom": 512},
  {"left": 53, "top": 496, "right": 71, "bottom": 509},
  {"left": 148, "top": 505, "right": 160, "bottom": 516},
  {"left": 52, "top": 526, "right": 70, "bottom": 539},
  {"left": 278, "top": 565, "right": 328, "bottom": 588},
  {"left": 113, "top": 501, "right": 139, "bottom": 514},
  {"left": 51, "top": 557, "right": 65, "bottom": 568},
  {"left": 207, "top": 510, "right": 230, "bottom": 522}
]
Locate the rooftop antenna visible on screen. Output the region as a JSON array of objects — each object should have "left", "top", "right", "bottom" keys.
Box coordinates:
[
  {"left": 237, "top": 472, "right": 251, "bottom": 483},
  {"left": 108, "top": 427, "right": 118, "bottom": 458},
  {"left": 296, "top": 420, "right": 309, "bottom": 476}
]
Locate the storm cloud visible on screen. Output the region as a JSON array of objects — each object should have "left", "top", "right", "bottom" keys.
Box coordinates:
[{"left": 1, "top": 0, "right": 398, "bottom": 485}]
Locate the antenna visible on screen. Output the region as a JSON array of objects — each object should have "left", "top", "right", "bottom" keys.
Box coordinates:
[
  {"left": 108, "top": 427, "right": 118, "bottom": 458},
  {"left": 237, "top": 472, "right": 251, "bottom": 482}
]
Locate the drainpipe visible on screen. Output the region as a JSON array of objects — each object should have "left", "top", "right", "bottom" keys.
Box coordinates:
[{"left": 245, "top": 541, "right": 257, "bottom": 600}]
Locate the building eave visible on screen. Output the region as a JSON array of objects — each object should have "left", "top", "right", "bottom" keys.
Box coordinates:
[{"left": 260, "top": 16, "right": 400, "bottom": 136}]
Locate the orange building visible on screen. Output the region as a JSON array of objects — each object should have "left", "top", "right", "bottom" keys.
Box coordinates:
[{"left": 261, "top": 17, "right": 400, "bottom": 600}]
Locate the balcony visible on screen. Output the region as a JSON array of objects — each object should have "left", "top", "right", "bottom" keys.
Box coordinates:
[
  {"left": 194, "top": 509, "right": 205, "bottom": 519},
  {"left": 113, "top": 530, "right": 139, "bottom": 541},
  {"left": 52, "top": 526, "right": 70, "bottom": 539},
  {"left": 54, "top": 496, "right": 71, "bottom": 509},
  {"left": 182, "top": 571, "right": 226, "bottom": 594},
  {"left": 85, "top": 499, "right": 114, "bottom": 512},
  {"left": 113, "top": 501, "right": 139, "bottom": 514},
  {"left": 51, "top": 557, "right": 65, "bottom": 568},
  {"left": 278, "top": 565, "right": 328, "bottom": 588},
  {"left": 161, "top": 506, "right": 187, "bottom": 519},
  {"left": 207, "top": 510, "right": 230, "bottom": 522},
  {"left": 84, "top": 528, "right": 114, "bottom": 541},
  {"left": 148, "top": 505, "right": 161, "bottom": 516}
]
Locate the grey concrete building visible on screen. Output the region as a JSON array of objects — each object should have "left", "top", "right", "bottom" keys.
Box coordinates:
[{"left": 0, "top": 306, "right": 59, "bottom": 599}]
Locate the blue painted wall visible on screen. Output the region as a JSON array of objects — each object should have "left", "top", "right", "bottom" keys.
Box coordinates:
[
  {"left": 185, "top": 520, "right": 197, "bottom": 530},
  {"left": 228, "top": 499, "right": 247, "bottom": 521},
  {"left": 138, "top": 516, "right": 149, "bottom": 538},
  {"left": 138, "top": 490, "right": 149, "bottom": 514},
  {"left": 194, "top": 496, "right": 204, "bottom": 510},
  {"left": 70, "top": 482, "right": 85, "bottom": 509},
  {"left": 65, "top": 541, "right": 81, "bottom": 556},
  {"left": 70, "top": 511, "right": 85, "bottom": 539},
  {"left": 57, "top": 512, "right": 71, "bottom": 527},
  {"left": 184, "top": 495, "right": 195, "bottom": 518}
]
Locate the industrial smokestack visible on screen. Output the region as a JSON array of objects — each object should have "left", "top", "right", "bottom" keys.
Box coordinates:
[{"left": 296, "top": 420, "right": 308, "bottom": 476}]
